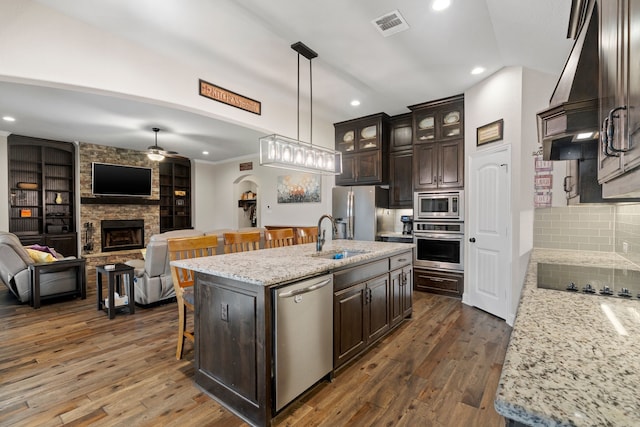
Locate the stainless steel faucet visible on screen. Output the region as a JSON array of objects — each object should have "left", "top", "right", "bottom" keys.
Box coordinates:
[{"left": 316, "top": 214, "right": 337, "bottom": 252}]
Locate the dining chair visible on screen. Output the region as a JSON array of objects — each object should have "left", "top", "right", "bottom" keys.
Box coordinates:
[
  {"left": 295, "top": 226, "right": 318, "bottom": 245},
  {"left": 264, "top": 228, "right": 295, "bottom": 248},
  {"left": 223, "top": 231, "right": 261, "bottom": 253},
  {"left": 167, "top": 234, "right": 218, "bottom": 360}
]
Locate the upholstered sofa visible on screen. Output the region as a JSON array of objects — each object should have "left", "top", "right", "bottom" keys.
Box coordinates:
[
  {"left": 0, "top": 231, "right": 86, "bottom": 307},
  {"left": 127, "top": 228, "right": 265, "bottom": 305}
]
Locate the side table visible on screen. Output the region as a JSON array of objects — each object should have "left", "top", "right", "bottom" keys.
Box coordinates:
[{"left": 96, "top": 263, "right": 135, "bottom": 319}]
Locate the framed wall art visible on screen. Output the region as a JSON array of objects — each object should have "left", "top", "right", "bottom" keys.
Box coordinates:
[
  {"left": 477, "top": 119, "right": 504, "bottom": 146},
  {"left": 277, "top": 173, "right": 321, "bottom": 203}
]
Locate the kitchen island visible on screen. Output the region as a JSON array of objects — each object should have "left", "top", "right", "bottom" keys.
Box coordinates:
[
  {"left": 495, "top": 248, "right": 640, "bottom": 426},
  {"left": 172, "top": 239, "right": 414, "bottom": 427}
]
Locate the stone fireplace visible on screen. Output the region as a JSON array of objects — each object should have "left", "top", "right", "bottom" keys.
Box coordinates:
[{"left": 101, "top": 219, "right": 145, "bottom": 252}]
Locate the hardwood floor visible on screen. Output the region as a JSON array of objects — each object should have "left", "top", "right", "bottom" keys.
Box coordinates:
[{"left": 0, "top": 273, "right": 511, "bottom": 427}]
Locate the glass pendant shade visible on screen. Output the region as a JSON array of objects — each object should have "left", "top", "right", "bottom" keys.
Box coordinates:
[
  {"left": 259, "top": 134, "right": 342, "bottom": 175},
  {"left": 147, "top": 152, "right": 165, "bottom": 161}
]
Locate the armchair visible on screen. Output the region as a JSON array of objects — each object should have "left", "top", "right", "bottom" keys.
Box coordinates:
[{"left": 0, "top": 232, "right": 86, "bottom": 308}]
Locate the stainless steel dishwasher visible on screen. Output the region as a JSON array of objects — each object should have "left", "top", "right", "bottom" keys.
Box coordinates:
[{"left": 273, "top": 274, "right": 333, "bottom": 411}]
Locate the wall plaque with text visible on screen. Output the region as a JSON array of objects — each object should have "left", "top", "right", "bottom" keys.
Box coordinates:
[{"left": 199, "top": 79, "right": 261, "bottom": 115}]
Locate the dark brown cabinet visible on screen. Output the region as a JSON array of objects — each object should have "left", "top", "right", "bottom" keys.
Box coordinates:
[
  {"left": 410, "top": 95, "right": 464, "bottom": 191},
  {"left": 8, "top": 135, "right": 77, "bottom": 257},
  {"left": 414, "top": 139, "right": 464, "bottom": 190},
  {"left": 333, "top": 273, "right": 390, "bottom": 369},
  {"left": 598, "top": 0, "right": 640, "bottom": 195},
  {"left": 389, "top": 114, "right": 413, "bottom": 208},
  {"left": 414, "top": 268, "right": 463, "bottom": 298},
  {"left": 390, "top": 254, "right": 413, "bottom": 327},
  {"left": 159, "top": 157, "right": 192, "bottom": 232},
  {"left": 334, "top": 113, "right": 389, "bottom": 185}
]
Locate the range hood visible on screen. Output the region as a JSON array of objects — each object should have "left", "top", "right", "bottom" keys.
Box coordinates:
[{"left": 537, "top": 0, "right": 599, "bottom": 161}]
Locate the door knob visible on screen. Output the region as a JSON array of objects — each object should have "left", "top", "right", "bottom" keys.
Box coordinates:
[{"left": 469, "top": 237, "right": 476, "bottom": 243}]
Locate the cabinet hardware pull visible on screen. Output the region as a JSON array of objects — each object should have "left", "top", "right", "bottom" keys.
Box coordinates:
[
  {"left": 563, "top": 176, "right": 572, "bottom": 192},
  {"left": 433, "top": 175, "right": 437, "bottom": 183},
  {"left": 469, "top": 237, "right": 476, "bottom": 243},
  {"left": 430, "top": 278, "right": 445, "bottom": 282},
  {"left": 601, "top": 116, "right": 618, "bottom": 157},
  {"left": 605, "top": 106, "right": 631, "bottom": 155},
  {"left": 397, "top": 258, "right": 407, "bottom": 262}
]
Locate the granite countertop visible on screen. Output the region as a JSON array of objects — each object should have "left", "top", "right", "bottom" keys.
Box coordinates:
[
  {"left": 171, "top": 239, "right": 414, "bottom": 287},
  {"left": 495, "top": 248, "right": 640, "bottom": 426}
]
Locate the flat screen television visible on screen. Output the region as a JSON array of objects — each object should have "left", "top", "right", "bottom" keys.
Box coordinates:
[{"left": 92, "top": 162, "right": 152, "bottom": 197}]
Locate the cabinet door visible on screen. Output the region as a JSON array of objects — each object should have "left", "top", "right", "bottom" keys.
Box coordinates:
[
  {"left": 46, "top": 233, "right": 78, "bottom": 257},
  {"left": 439, "top": 104, "right": 464, "bottom": 141},
  {"left": 366, "top": 274, "right": 390, "bottom": 343},
  {"left": 414, "top": 143, "right": 438, "bottom": 190},
  {"left": 623, "top": 0, "right": 640, "bottom": 171},
  {"left": 355, "top": 151, "right": 382, "bottom": 184},
  {"left": 401, "top": 265, "right": 413, "bottom": 318},
  {"left": 390, "top": 115, "right": 413, "bottom": 152},
  {"left": 439, "top": 139, "right": 464, "bottom": 188},
  {"left": 335, "top": 155, "right": 357, "bottom": 185},
  {"left": 414, "top": 109, "right": 436, "bottom": 143},
  {"left": 389, "top": 151, "right": 413, "bottom": 208},
  {"left": 335, "top": 124, "right": 356, "bottom": 154},
  {"left": 334, "top": 284, "right": 366, "bottom": 368},
  {"left": 598, "top": 0, "right": 624, "bottom": 182},
  {"left": 390, "top": 268, "right": 403, "bottom": 327}
]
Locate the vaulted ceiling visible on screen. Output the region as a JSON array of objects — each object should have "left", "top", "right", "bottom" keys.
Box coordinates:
[{"left": 0, "top": 0, "right": 574, "bottom": 161}]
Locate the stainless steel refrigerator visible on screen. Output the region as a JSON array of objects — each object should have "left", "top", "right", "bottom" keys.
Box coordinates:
[{"left": 332, "top": 186, "right": 389, "bottom": 241}]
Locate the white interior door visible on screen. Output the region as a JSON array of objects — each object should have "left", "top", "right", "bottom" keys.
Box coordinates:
[{"left": 467, "top": 146, "right": 511, "bottom": 319}]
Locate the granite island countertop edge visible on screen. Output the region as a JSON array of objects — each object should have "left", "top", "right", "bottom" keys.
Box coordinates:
[{"left": 171, "top": 239, "right": 415, "bottom": 287}]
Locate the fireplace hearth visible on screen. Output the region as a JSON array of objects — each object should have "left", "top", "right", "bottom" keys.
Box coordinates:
[{"left": 101, "top": 219, "right": 144, "bottom": 252}]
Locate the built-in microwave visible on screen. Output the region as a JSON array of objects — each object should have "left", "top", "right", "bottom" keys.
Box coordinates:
[{"left": 414, "top": 190, "right": 464, "bottom": 221}]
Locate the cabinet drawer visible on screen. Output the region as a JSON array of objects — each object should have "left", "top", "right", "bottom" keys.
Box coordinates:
[
  {"left": 334, "top": 259, "right": 388, "bottom": 291},
  {"left": 414, "top": 268, "right": 463, "bottom": 297},
  {"left": 389, "top": 251, "right": 412, "bottom": 270}
]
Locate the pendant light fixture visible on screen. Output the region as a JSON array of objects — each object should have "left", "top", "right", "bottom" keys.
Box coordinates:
[{"left": 259, "top": 42, "right": 342, "bottom": 175}]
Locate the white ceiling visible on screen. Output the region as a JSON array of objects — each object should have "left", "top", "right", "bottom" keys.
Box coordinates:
[{"left": 0, "top": 0, "right": 574, "bottom": 162}]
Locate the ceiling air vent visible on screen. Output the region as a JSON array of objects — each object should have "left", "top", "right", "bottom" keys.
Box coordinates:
[{"left": 372, "top": 10, "right": 409, "bottom": 37}]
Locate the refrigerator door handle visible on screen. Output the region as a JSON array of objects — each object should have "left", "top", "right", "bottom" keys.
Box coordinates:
[{"left": 347, "top": 190, "right": 354, "bottom": 240}]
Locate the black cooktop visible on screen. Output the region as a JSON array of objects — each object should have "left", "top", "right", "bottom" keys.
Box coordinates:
[{"left": 537, "top": 263, "right": 640, "bottom": 299}]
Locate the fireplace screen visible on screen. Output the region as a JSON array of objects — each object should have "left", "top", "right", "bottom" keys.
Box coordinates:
[{"left": 101, "top": 219, "right": 144, "bottom": 252}]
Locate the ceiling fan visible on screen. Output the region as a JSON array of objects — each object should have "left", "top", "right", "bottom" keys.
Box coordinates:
[{"left": 147, "top": 127, "right": 178, "bottom": 161}]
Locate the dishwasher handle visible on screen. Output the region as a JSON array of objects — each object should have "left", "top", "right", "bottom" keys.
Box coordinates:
[{"left": 278, "top": 278, "right": 332, "bottom": 298}]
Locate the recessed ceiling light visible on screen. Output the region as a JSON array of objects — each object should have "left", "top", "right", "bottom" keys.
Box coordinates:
[
  {"left": 432, "top": 0, "right": 451, "bottom": 11},
  {"left": 471, "top": 67, "right": 485, "bottom": 75},
  {"left": 2, "top": 116, "right": 16, "bottom": 122},
  {"left": 202, "top": 151, "right": 209, "bottom": 155},
  {"left": 350, "top": 100, "right": 361, "bottom": 107}
]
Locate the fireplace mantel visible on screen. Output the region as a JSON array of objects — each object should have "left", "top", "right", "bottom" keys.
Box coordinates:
[{"left": 81, "top": 197, "right": 160, "bottom": 205}]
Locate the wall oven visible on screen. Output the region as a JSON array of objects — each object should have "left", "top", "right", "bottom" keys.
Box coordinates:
[
  {"left": 414, "top": 190, "right": 464, "bottom": 221},
  {"left": 413, "top": 221, "right": 464, "bottom": 271}
]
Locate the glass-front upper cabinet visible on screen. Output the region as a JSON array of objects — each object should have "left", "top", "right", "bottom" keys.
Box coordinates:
[
  {"left": 410, "top": 95, "right": 464, "bottom": 143},
  {"left": 335, "top": 113, "right": 389, "bottom": 154}
]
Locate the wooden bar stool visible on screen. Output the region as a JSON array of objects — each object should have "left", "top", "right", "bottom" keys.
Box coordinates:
[
  {"left": 295, "top": 226, "right": 318, "bottom": 245},
  {"left": 223, "top": 231, "right": 261, "bottom": 253},
  {"left": 167, "top": 234, "right": 219, "bottom": 360},
  {"left": 264, "top": 228, "right": 295, "bottom": 248}
]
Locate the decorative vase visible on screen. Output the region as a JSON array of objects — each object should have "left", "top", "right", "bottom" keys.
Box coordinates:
[{"left": 55, "top": 193, "right": 63, "bottom": 204}]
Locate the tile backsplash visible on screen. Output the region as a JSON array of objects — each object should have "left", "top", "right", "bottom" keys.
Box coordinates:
[
  {"left": 616, "top": 204, "right": 640, "bottom": 266},
  {"left": 534, "top": 203, "right": 640, "bottom": 266}
]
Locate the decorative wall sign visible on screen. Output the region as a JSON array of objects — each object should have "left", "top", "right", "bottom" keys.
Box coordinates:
[
  {"left": 239, "top": 161, "right": 253, "bottom": 171},
  {"left": 477, "top": 119, "right": 504, "bottom": 146},
  {"left": 533, "top": 154, "right": 553, "bottom": 207},
  {"left": 277, "top": 174, "right": 321, "bottom": 203},
  {"left": 199, "top": 79, "right": 261, "bottom": 115},
  {"left": 534, "top": 174, "right": 553, "bottom": 189}
]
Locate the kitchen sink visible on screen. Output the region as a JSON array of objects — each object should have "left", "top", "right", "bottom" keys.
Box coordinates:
[{"left": 310, "top": 249, "right": 370, "bottom": 260}]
